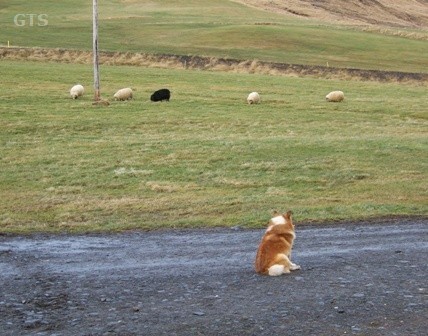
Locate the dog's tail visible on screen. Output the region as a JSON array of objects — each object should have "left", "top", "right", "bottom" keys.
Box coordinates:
[{"left": 268, "top": 264, "right": 286, "bottom": 276}]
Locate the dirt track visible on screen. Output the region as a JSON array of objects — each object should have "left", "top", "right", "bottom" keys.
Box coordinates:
[{"left": 1, "top": 218, "right": 427, "bottom": 335}]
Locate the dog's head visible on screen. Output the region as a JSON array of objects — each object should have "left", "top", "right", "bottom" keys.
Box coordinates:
[{"left": 266, "top": 210, "right": 294, "bottom": 232}]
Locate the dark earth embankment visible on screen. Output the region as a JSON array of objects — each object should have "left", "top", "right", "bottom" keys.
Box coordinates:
[{"left": 1, "top": 47, "right": 427, "bottom": 84}]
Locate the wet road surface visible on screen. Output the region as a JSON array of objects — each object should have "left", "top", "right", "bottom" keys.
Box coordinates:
[{"left": 1, "top": 218, "right": 427, "bottom": 335}]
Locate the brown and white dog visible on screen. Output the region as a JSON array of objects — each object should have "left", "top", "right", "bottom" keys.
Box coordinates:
[{"left": 255, "top": 211, "right": 301, "bottom": 276}]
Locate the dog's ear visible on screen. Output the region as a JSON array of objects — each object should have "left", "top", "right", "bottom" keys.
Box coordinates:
[
  {"left": 283, "top": 210, "right": 293, "bottom": 220},
  {"left": 272, "top": 210, "right": 280, "bottom": 216}
]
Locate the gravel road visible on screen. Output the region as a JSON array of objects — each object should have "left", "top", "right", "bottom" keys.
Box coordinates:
[{"left": 1, "top": 218, "right": 427, "bottom": 336}]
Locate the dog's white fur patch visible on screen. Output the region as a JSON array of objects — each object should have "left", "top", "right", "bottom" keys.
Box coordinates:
[
  {"left": 290, "top": 263, "right": 301, "bottom": 271},
  {"left": 268, "top": 264, "right": 285, "bottom": 276},
  {"left": 271, "top": 215, "right": 286, "bottom": 225},
  {"left": 265, "top": 215, "right": 287, "bottom": 232}
]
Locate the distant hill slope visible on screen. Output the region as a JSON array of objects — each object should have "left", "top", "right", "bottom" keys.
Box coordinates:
[{"left": 233, "top": 0, "right": 428, "bottom": 29}]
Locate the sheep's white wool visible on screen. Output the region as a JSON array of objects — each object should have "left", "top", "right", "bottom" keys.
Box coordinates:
[
  {"left": 247, "top": 92, "right": 260, "bottom": 104},
  {"left": 326, "top": 90, "right": 344, "bottom": 102},
  {"left": 114, "top": 88, "right": 133, "bottom": 101},
  {"left": 70, "top": 84, "right": 84, "bottom": 99}
]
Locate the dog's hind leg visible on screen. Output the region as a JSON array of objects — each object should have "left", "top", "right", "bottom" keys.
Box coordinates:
[
  {"left": 287, "top": 251, "right": 301, "bottom": 271},
  {"left": 290, "top": 263, "right": 301, "bottom": 271}
]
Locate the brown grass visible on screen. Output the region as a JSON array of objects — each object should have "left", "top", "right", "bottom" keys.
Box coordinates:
[
  {"left": 1, "top": 47, "right": 427, "bottom": 84},
  {"left": 232, "top": 0, "right": 428, "bottom": 30}
]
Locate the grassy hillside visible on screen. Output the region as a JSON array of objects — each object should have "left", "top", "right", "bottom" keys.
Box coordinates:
[
  {"left": 235, "top": 0, "right": 428, "bottom": 29},
  {"left": 1, "top": 0, "right": 427, "bottom": 72},
  {"left": 0, "top": 60, "right": 426, "bottom": 233}
]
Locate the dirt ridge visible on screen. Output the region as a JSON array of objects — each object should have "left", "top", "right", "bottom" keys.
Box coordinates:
[{"left": 1, "top": 47, "right": 427, "bottom": 84}]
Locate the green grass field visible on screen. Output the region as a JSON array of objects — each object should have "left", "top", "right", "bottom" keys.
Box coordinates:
[
  {"left": 0, "top": 60, "right": 426, "bottom": 233},
  {"left": 1, "top": 1, "right": 427, "bottom": 233},
  {"left": 1, "top": 0, "right": 427, "bottom": 72}
]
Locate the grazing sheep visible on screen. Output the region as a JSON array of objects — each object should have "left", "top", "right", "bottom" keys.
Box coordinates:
[
  {"left": 150, "top": 88, "right": 171, "bottom": 102},
  {"left": 326, "top": 90, "right": 344, "bottom": 102},
  {"left": 114, "top": 88, "right": 133, "bottom": 101},
  {"left": 70, "top": 84, "right": 84, "bottom": 99},
  {"left": 247, "top": 92, "right": 260, "bottom": 104}
]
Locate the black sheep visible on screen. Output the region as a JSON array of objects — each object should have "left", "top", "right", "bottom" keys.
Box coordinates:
[{"left": 150, "top": 88, "right": 171, "bottom": 102}]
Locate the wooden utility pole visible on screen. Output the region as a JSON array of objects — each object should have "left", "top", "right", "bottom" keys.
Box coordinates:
[{"left": 93, "top": 0, "right": 100, "bottom": 101}]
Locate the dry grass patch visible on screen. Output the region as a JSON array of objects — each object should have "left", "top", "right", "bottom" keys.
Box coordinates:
[{"left": 233, "top": 0, "right": 428, "bottom": 29}]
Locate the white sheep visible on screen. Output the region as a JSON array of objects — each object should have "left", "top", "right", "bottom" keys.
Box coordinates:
[
  {"left": 247, "top": 92, "right": 260, "bottom": 104},
  {"left": 326, "top": 90, "right": 344, "bottom": 102},
  {"left": 70, "top": 84, "right": 84, "bottom": 99},
  {"left": 114, "top": 88, "right": 133, "bottom": 101}
]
